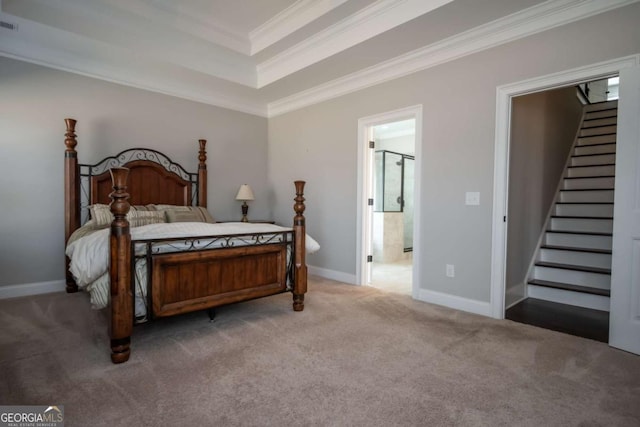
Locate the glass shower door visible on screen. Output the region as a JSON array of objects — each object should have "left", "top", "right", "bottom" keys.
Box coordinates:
[{"left": 374, "top": 151, "right": 403, "bottom": 212}]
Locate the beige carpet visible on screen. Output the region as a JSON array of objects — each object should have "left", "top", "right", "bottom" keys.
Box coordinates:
[{"left": 1, "top": 277, "right": 639, "bottom": 426}]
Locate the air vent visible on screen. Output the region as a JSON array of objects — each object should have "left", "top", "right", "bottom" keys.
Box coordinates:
[{"left": 0, "top": 20, "right": 18, "bottom": 32}]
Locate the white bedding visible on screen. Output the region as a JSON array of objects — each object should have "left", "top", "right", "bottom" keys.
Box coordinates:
[{"left": 66, "top": 222, "right": 320, "bottom": 315}]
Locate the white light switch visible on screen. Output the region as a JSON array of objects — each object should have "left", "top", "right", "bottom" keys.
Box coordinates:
[{"left": 465, "top": 192, "right": 480, "bottom": 206}]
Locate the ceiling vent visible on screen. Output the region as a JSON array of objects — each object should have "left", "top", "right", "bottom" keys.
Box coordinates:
[{"left": 0, "top": 20, "right": 18, "bottom": 32}]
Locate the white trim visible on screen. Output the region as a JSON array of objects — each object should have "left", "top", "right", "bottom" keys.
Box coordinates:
[
  {"left": 308, "top": 265, "right": 357, "bottom": 285},
  {"left": 0, "top": 280, "right": 66, "bottom": 299},
  {"left": 71, "top": 0, "right": 251, "bottom": 55},
  {"left": 490, "top": 55, "right": 640, "bottom": 319},
  {"left": 0, "top": 11, "right": 266, "bottom": 116},
  {"left": 0, "top": 50, "right": 268, "bottom": 117},
  {"left": 257, "top": 0, "right": 454, "bottom": 87},
  {"left": 267, "top": 0, "right": 638, "bottom": 116},
  {"left": 356, "top": 120, "right": 373, "bottom": 288},
  {"left": 608, "top": 62, "right": 640, "bottom": 354},
  {"left": 0, "top": 7, "right": 254, "bottom": 82},
  {"left": 412, "top": 111, "right": 423, "bottom": 301},
  {"left": 416, "top": 288, "right": 493, "bottom": 317},
  {"left": 3, "top": 0, "right": 635, "bottom": 118},
  {"left": 250, "top": 0, "right": 350, "bottom": 55},
  {"left": 490, "top": 87, "right": 511, "bottom": 319},
  {"left": 139, "top": 1, "right": 250, "bottom": 54},
  {"left": 22, "top": 0, "right": 250, "bottom": 55},
  {"left": 356, "top": 105, "right": 423, "bottom": 301}
]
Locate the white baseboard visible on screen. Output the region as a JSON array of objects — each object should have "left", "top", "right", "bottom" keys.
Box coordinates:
[
  {"left": 309, "top": 264, "right": 494, "bottom": 317},
  {"left": 308, "top": 265, "right": 357, "bottom": 285},
  {"left": 0, "top": 280, "right": 66, "bottom": 299},
  {"left": 416, "top": 288, "right": 493, "bottom": 317}
]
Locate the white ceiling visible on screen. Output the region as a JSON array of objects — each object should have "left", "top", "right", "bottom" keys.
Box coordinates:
[{"left": 0, "top": 0, "right": 637, "bottom": 116}]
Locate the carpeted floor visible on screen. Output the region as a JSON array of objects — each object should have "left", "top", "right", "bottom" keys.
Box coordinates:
[{"left": 1, "top": 277, "right": 639, "bottom": 426}]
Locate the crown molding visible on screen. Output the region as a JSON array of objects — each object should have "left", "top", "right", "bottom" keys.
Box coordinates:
[
  {"left": 0, "top": 51, "right": 268, "bottom": 117},
  {"left": 250, "top": 0, "right": 349, "bottom": 55},
  {"left": 4, "top": 0, "right": 251, "bottom": 55},
  {"left": 256, "top": 0, "right": 454, "bottom": 88},
  {"left": 143, "top": 0, "right": 251, "bottom": 55},
  {"left": 268, "top": 0, "right": 639, "bottom": 116},
  {"left": 0, "top": 12, "right": 267, "bottom": 117},
  {"left": 3, "top": 0, "right": 636, "bottom": 120}
]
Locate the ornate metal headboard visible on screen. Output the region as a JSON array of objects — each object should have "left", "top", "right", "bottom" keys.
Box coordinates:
[
  {"left": 64, "top": 118, "right": 208, "bottom": 235},
  {"left": 79, "top": 149, "right": 200, "bottom": 225}
]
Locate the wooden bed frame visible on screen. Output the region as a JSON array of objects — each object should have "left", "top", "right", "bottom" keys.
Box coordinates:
[{"left": 64, "top": 118, "right": 307, "bottom": 363}]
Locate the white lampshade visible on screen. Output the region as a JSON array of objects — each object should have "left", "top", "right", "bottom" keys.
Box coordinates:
[{"left": 235, "top": 184, "right": 255, "bottom": 201}]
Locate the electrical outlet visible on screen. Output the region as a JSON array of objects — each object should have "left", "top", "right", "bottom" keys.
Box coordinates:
[{"left": 446, "top": 264, "right": 455, "bottom": 278}]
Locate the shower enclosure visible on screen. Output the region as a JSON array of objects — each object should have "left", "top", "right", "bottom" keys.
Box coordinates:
[{"left": 374, "top": 150, "right": 414, "bottom": 253}]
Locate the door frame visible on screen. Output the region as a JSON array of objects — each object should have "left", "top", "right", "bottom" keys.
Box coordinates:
[
  {"left": 490, "top": 55, "right": 640, "bottom": 324},
  {"left": 357, "top": 105, "right": 423, "bottom": 298}
]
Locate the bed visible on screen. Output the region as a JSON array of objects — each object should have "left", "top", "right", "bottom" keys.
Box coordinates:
[{"left": 63, "top": 118, "right": 310, "bottom": 364}]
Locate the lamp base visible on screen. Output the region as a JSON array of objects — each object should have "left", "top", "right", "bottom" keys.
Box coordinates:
[{"left": 241, "top": 202, "right": 249, "bottom": 222}]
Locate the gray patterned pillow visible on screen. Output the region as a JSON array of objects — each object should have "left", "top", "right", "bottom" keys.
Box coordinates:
[
  {"left": 155, "top": 205, "right": 215, "bottom": 223},
  {"left": 89, "top": 204, "right": 165, "bottom": 228},
  {"left": 128, "top": 211, "right": 165, "bottom": 227},
  {"left": 165, "top": 208, "right": 211, "bottom": 223}
]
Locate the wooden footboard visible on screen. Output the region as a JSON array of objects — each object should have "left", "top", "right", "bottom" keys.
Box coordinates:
[
  {"left": 108, "top": 168, "right": 307, "bottom": 364},
  {"left": 151, "top": 244, "right": 288, "bottom": 317}
]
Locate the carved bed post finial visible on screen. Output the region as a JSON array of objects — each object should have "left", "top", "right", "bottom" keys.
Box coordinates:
[
  {"left": 64, "top": 118, "right": 80, "bottom": 293},
  {"left": 293, "top": 181, "right": 307, "bottom": 311},
  {"left": 110, "top": 167, "right": 130, "bottom": 226},
  {"left": 108, "top": 167, "right": 133, "bottom": 364},
  {"left": 64, "top": 118, "right": 77, "bottom": 152},
  {"left": 198, "top": 139, "right": 208, "bottom": 207}
]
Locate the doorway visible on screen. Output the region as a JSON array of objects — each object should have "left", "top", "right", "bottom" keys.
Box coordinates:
[
  {"left": 356, "top": 105, "right": 422, "bottom": 298},
  {"left": 490, "top": 55, "right": 640, "bottom": 355},
  {"left": 370, "top": 121, "right": 415, "bottom": 294},
  {"left": 504, "top": 80, "right": 618, "bottom": 342}
]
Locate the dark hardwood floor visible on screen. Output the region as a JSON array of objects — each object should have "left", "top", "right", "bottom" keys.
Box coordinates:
[{"left": 506, "top": 298, "right": 609, "bottom": 343}]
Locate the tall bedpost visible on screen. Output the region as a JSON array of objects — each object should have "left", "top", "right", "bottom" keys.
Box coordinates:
[
  {"left": 198, "top": 139, "right": 207, "bottom": 207},
  {"left": 109, "top": 167, "right": 133, "bottom": 364},
  {"left": 293, "top": 181, "right": 307, "bottom": 311},
  {"left": 64, "top": 118, "right": 80, "bottom": 293}
]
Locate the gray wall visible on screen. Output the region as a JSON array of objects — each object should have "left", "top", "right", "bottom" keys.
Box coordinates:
[
  {"left": 0, "top": 57, "right": 268, "bottom": 287},
  {"left": 268, "top": 4, "right": 640, "bottom": 302},
  {"left": 505, "top": 87, "right": 584, "bottom": 306}
]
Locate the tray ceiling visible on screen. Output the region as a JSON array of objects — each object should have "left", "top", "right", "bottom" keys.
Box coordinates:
[{"left": 0, "top": 0, "right": 636, "bottom": 116}]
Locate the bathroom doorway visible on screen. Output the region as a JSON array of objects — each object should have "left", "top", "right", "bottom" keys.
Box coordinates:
[{"left": 369, "top": 119, "right": 416, "bottom": 295}]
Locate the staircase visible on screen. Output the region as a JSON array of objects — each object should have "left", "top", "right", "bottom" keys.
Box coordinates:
[{"left": 527, "top": 100, "right": 617, "bottom": 312}]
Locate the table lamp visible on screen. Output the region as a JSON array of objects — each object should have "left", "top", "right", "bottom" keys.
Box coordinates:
[{"left": 235, "top": 184, "right": 255, "bottom": 222}]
